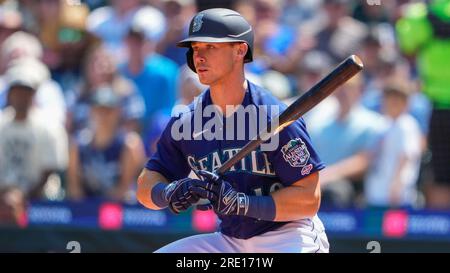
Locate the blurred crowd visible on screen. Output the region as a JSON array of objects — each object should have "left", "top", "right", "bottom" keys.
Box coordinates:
[{"left": 0, "top": 0, "right": 449, "bottom": 226}]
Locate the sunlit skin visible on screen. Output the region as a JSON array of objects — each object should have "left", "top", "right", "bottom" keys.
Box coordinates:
[
  {"left": 334, "top": 78, "right": 363, "bottom": 121},
  {"left": 191, "top": 41, "right": 248, "bottom": 116},
  {"left": 382, "top": 93, "right": 408, "bottom": 119},
  {"left": 192, "top": 42, "right": 243, "bottom": 86},
  {"left": 90, "top": 106, "right": 122, "bottom": 148},
  {"left": 7, "top": 86, "right": 35, "bottom": 121},
  {"left": 85, "top": 48, "right": 115, "bottom": 88},
  {"left": 125, "top": 35, "right": 145, "bottom": 75}
]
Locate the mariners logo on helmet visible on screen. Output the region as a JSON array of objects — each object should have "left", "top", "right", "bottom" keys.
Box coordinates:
[
  {"left": 176, "top": 8, "right": 254, "bottom": 72},
  {"left": 281, "top": 138, "right": 310, "bottom": 167},
  {"left": 192, "top": 13, "right": 204, "bottom": 32}
]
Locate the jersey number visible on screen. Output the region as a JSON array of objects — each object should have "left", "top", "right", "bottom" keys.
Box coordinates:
[{"left": 252, "top": 183, "right": 283, "bottom": 196}]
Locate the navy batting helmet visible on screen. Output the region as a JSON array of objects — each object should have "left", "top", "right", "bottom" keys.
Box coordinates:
[{"left": 177, "top": 8, "right": 254, "bottom": 72}]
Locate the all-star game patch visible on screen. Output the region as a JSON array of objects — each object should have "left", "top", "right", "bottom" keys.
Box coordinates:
[{"left": 281, "top": 138, "right": 310, "bottom": 168}]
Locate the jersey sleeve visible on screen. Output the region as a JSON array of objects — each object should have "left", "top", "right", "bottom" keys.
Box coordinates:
[
  {"left": 145, "top": 116, "right": 191, "bottom": 181},
  {"left": 266, "top": 118, "right": 325, "bottom": 186}
]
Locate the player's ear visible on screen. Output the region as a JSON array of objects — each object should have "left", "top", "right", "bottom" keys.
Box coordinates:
[{"left": 236, "top": 43, "right": 248, "bottom": 60}]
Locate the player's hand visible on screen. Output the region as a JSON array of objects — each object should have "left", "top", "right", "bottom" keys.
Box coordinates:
[
  {"left": 162, "top": 178, "right": 201, "bottom": 214},
  {"left": 190, "top": 170, "right": 248, "bottom": 216}
]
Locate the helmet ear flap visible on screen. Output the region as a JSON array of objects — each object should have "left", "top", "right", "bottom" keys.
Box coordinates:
[
  {"left": 244, "top": 46, "right": 253, "bottom": 63},
  {"left": 186, "top": 48, "right": 196, "bottom": 73}
]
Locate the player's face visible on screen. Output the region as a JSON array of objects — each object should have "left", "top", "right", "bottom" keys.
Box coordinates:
[{"left": 191, "top": 42, "right": 240, "bottom": 85}]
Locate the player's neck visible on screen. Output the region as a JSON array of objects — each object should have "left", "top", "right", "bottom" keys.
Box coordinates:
[{"left": 209, "top": 72, "right": 247, "bottom": 116}]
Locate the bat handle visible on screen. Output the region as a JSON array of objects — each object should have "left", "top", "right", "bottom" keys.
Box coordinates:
[
  {"left": 191, "top": 167, "right": 204, "bottom": 181},
  {"left": 189, "top": 167, "right": 213, "bottom": 207}
]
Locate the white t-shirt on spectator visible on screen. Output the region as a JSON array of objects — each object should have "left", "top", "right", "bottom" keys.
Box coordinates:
[
  {"left": 0, "top": 107, "right": 67, "bottom": 193},
  {"left": 364, "top": 113, "right": 422, "bottom": 207},
  {"left": 0, "top": 77, "right": 67, "bottom": 126},
  {"left": 34, "top": 79, "right": 67, "bottom": 125}
]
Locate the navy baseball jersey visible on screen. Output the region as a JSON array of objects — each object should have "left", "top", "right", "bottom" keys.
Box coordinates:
[{"left": 146, "top": 80, "right": 325, "bottom": 239}]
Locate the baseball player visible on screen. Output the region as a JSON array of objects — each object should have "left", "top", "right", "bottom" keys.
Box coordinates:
[{"left": 136, "top": 8, "right": 329, "bottom": 253}]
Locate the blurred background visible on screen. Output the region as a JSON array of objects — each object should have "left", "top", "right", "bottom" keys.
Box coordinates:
[{"left": 1, "top": 0, "right": 450, "bottom": 252}]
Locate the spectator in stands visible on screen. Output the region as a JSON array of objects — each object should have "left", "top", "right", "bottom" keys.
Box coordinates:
[
  {"left": 67, "top": 86, "right": 145, "bottom": 202},
  {"left": 308, "top": 74, "right": 386, "bottom": 208},
  {"left": 352, "top": 0, "right": 391, "bottom": 24},
  {"left": 243, "top": 0, "right": 300, "bottom": 75},
  {"left": 84, "top": 0, "right": 108, "bottom": 11},
  {"left": 279, "top": 0, "right": 320, "bottom": 29},
  {"left": 286, "top": 50, "right": 335, "bottom": 128},
  {"left": 156, "top": 0, "right": 197, "bottom": 66},
  {"left": 86, "top": 0, "right": 141, "bottom": 50},
  {"left": 396, "top": 0, "right": 450, "bottom": 209},
  {"left": 307, "top": 0, "right": 368, "bottom": 63},
  {"left": 0, "top": 186, "right": 26, "bottom": 227},
  {"left": 360, "top": 56, "right": 432, "bottom": 145},
  {"left": 27, "top": 0, "right": 79, "bottom": 71},
  {"left": 358, "top": 30, "right": 383, "bottom": 82},
  {"left": 87, "top": 1, "right": 165, "bottom": 62},
  {"left": 68, "top": 44, "right": 145, "bottom": 134},
  {"left": 295, "top": 50, "right": 333, "bottom": 97},
  {"left": 364, "top": 78, "right": 422, "bottom": 208},
  {"left": 0, "top": 57, "right": 67, "bottom": 200},
  {"left": 0, "top": 31, "right": 67, "bottom": 126},
  {"left": 46, "top": 1, "right": 100, "bottom": 103},
  {"left": 120, "top": 11, "right": 178, "bottom": 142},
  {"left": 0, "top": 5, "right": 22, "bottom": 47}
]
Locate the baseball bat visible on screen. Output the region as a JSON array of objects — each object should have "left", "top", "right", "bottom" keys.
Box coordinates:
[{"left": 215, "top": 54, "right": 364, "bottom": 176}]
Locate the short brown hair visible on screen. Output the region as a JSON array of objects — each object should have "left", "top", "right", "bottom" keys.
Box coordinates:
[{"left": 383, "top": 77, "right": 412, "bottom": 99}]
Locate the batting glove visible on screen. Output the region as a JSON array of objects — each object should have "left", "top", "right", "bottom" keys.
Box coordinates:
[
  {"left": 190, "top": 170, "right": 249, "bottom": 216},
  {"left": 161, "top": 178, "right": 201, "bottom": 214}
]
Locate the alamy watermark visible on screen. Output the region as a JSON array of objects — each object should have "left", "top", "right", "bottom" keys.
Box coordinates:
[
  {"left": 170, "top": 97, "right": 281, "bottom": 152},
  {"left": 366, "top": 0, "right": 381, "bottom": 6},
  {"left": 66, "top": 241, "right": 81, "bottom": 253},
  {"left": 66, "top": 0, "right": 81, "bottom": 5},
  {"left": 366, "top": 241, "right": 381, "bottom": 253}
]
